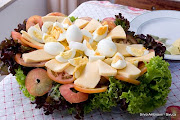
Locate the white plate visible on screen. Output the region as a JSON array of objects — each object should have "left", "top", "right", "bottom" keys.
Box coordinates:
[{"left": 130, "top": 10, "right": 180, "bottom": 60}]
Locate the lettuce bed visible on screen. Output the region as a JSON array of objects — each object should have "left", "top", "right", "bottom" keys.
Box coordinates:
[{"left": 15, "top": 56, "right": 171, "bottom": 118}]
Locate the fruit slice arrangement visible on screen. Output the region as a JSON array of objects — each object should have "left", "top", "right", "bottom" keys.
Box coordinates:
[{"left": 0, "top": 12, "right": 170, "bottom": 119}]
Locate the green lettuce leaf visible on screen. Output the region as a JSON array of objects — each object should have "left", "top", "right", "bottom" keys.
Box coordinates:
[
  {"left": 15, "top": 68, "right": 35, "bottom": 101},
  {"left": 120, "top": 56, "right": 172, "bottom": 114},
  {"left": 84, "top": 77, "right": 125, "bottom": 113},
  {"left": 69, "top": 16, "right": 78, "bottom": 22}
]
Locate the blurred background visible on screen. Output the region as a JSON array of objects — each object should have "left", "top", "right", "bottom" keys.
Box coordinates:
[
  {"left": 0, "top": 0, "right": 114, "bottom": 43},
  {"left": 0, "top": 0, "right": 114, "bottom": 80}
]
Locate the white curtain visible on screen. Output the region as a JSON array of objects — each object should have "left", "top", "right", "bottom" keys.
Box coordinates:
[{"left": 47, "top": 0, "right": 113, "bottom": 15}]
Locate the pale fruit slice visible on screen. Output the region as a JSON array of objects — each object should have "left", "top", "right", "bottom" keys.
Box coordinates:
[
  {"left": 25, "top": 68, "right": 53, "bottom": 96},
  {"left": 22, "top": 49, "right": 55, "bottom": 63},
  {"left": 74, "top": 19, "right": 89, "bottom": 29},
  {"left": 45, "top": 59, "right": 70, "bottom": 72},
  {"left": 117, "top": 61, "right": 141, "bottom": 79},
  {"left": 74, "top": 61, "right": 100, "bottom": 89},
  {"left": 42, "top": 16, "right": 65, "bottom": 23},
  {"left": 83, "top": 19, "right": 102, "bottom": 33},
  {"left": 106, "top": 25, "right": 126, "bottom": 39},
  {"left": 125, "top": 51, "right": 155, "bottom": 63},
  {"left": 98, "top": 60, "right": 117, "bottom": 76}
]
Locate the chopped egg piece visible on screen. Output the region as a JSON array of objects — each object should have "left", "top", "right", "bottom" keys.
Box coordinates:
[
  {"left": 28, "top": 25, "right": 43, "bottom": 43},
  {"left": 44, "top": 42, "right": 65, "bottom": 55},
  {"left": 111, "top": 52, "right": 126, "bottom": 69},
  {"left": 73, "top": 63, "right": 86, "bottom": 79},
  {"left": 81, "top": 29, "right": 93, "bottom": 43},
  {"left": 69, "top": 41, "right": 85, "bottom": 51},
  {"left": 43, "top": 33, "right": 57, "bottom": 43},
  {"left": 42, "top": 22, "right": 53, "bottom": 34},
  {"left": 126, "top": 45, "right": 149, "bottom": 57},
  {"left": 55, "top": 49, "right": 76, "bottom": 62},
  {"left": 68, "top": 56, "right": 88, "bottom": 66},
  {"left": 57, "top": 31, "right": 66, "bottom": 41},
  {"left": 60, "top": 40, "right": 69, "bottom": 50},
  {"left": 62, "top": 17, "right": 73, "bottom": 29},
  {"left": 93, "top": 25, "right": 108, "bottom": 42},
  {"left": 66, "top": 25, "right": 83, "bottom": 43},
  {"left": 89, "top": 56, "right": 105, "bottom": 62},
  {"left": 103, "top": 58, "right": 113, "bottom": 65},
  {"left": 97, "top": 37, "right": 117, "bottom": 57},
  {"left": 51, "top": 22, "right": 65, "bottom": 40},
  {"left": 83, "top": 40, "right": 95, "bottom": 56}
]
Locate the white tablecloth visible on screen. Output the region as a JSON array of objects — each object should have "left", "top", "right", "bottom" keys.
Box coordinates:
[{"left": 0, "top": 1, "right": 180, "bottom": 120}]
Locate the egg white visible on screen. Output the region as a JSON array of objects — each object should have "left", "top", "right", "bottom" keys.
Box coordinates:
[
  {"left": 69, "top": 41, "right": 85, "bottom": 51},
  {"left": 93, "top": 25, "right": 108, "bottom": 42},
  {"left": 55, "top": 49, "right": 76, "bottom": 62},
  {"left": 28, "top": 26, "right": 43, "bottom": 43},
  {"left": 97, "top": 37, "right": 117, "bottom": 57},
  {"left": 81, "top": 29, "right": 93, "bottom": 43},
  {"left": 62, "top": 17, "right": 73, "bottom": 29},
  {"left": 83, "top": 40, "right": 95, "bottom": 56},
  {"left": 66, "top": 25, "right": 83, "bottom": 43},
  {"left": 44, "top": 42, "right": 65, "bottom": 55},
  {"left": 111, "top": 52, "right": 126, "bottom": 69},
  {"left": 42, "top": 22, "right": 54, "bottom": 33}
]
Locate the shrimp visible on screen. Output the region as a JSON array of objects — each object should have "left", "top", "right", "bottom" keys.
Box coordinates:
[
  {"left": 47, "top": 12, "right": 66, "bottom": 17},
  {"left": 11, "top": 31, "right": 28, "bottom": 46},
  {"left": 26, "top": 15, "right": 43, "bottom": 31}
]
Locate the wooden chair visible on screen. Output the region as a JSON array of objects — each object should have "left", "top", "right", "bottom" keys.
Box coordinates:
[{"left": 115, "top": 0, "right": 180, "bottom": 11}]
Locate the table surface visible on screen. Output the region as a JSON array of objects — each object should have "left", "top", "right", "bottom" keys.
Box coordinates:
[{"left": 0, "top": 1, "right": 180, "bottom": 120}]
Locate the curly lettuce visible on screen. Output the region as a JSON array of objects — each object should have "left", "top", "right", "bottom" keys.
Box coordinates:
[
  {"left": 120, "top": 56, "right": 172, "bottom": 114},
  {"left": 84, "top": 56, "right": 171, "bottom": 114},
  {"left": 15, "top": 68, "right": 35, "bottom": 101}
]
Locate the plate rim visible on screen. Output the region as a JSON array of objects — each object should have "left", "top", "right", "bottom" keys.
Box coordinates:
[{"left": 129, "top": 10, "right": 180, "bottom": 60}]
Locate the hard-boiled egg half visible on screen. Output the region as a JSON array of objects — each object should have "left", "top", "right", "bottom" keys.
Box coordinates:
[
  {"left": 55, "top": 49, "right": 76, "bottom": 62},
  {"left": 81, "top": 29, "right": 93, "bottom": 43},
  {"left": 66, "top": 25, "right": 83, "bottom": 43},
  {"left": 44, "top": 42, "right": 65, "bottom": 55},
  {"left": 93, "top": 25, "right": 108, "bottom": 42},
  {"left": 111, "top": 52, "right": 126, "bottom": 69},
  {"left": 62, "top": 17, "right": 73, "bottom": 29},
  {"left": 42, "top": 22, "right": 53, "bottom": 34},
  {"left": 126, "top": 45, "right": 149, "bottom": 57},
  {"left": 83, "top": 40, "right": 95, "bottom": 56},
  {"left": 51, "top": 22, "right": 65, "bottom": 40},
  {"left": 28, "top": 25, "right": 43, "bottom": 43},
  {"left": 97, "top": 37, "right": 117, "bottom": 57}
]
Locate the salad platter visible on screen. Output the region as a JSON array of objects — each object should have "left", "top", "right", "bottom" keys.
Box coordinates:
[{"left": 0, "top": 12, "right": 174, "bottom": 119}]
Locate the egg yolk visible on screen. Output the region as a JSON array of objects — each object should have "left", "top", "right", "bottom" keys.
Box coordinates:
[
  {"left": 33, "top": 31, "right": 42, "bottom": 40},
  {"left": 131, "top": 47, "right": 146, "bottom": 56},
  {"left": 96, "top": 26, "right": 108, "bottom": 35},
  {"left": 112, "top": 55, "right": 122, "bottom": 64},
  {"left": 46, "top": 25, "right": 53, "bottom": 35},
  {"left": 60, "top": 40, "right": 69, "bottom": 50},
  {"left": 51, "top": 26, "right": 63, "bottom": 39},
  {"left": 83, "top": 35, "right": 91, "bottom": 42},
  {"left": 73, "top": 63, "right": 86, "bottom": 78},
  {"left": 94, "top": 52, "right": 101, "bottom": 56},
  {"left": 91, "top": 41, "right": 98, "bottom": 50},
  {"left": 86, "top": 41, "right": 93, "bottom": 50},
  {"left": 72, "top": 56, "right": 88, "bottom": 66},
  {"left": 75, "top": 50, "right": 84, "bottom": 57},
  {"left": 61, "top": 50, "right": 73, "bottom": 59},
  {"left": 44, "top": 34, "right": 57, "bottom": 43},
  {"left": 63, "top": 18, "right": 72, "bottom": 26}
]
